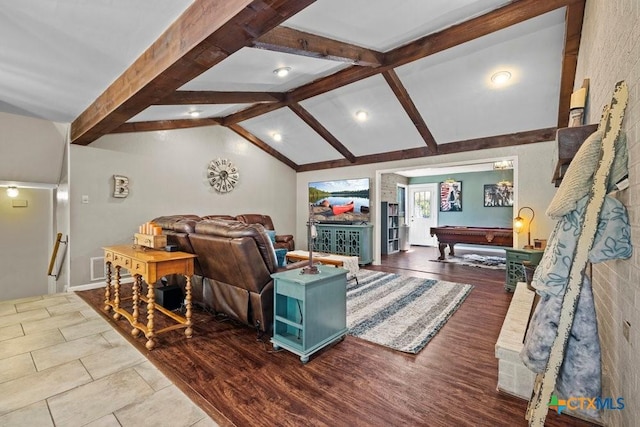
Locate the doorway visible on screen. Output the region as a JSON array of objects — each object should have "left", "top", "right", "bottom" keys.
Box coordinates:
[{"left": 408, "top": 183, "right": 438, "bottom": 246}]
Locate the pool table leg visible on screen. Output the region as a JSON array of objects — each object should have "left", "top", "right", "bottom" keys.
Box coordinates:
[{"left": 437, "top": 243, "right": 455, "bottom": 260}]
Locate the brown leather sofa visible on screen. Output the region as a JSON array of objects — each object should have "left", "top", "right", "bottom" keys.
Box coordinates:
[
  {"left": 188, "top": 218, "right": 280, "bottom": 333},
  {"left": 151, "top": 215, "right": 211, "bottom": 307},
  {"left": 150, "top": 214, "right": 296, "bottom": 333},
  {"left": 235, "top": 214, "right": 295, "bottom": 251}
]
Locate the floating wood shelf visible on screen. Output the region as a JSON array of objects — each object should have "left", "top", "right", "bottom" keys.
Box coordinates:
[{"left": 552, "top": 124, "right": 599, "bottom": 187}]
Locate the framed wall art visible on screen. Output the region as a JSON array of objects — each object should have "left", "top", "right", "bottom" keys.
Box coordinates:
[
  {"left": 440, "top": 181, "right": 462, "bottom": 212},
  {"left": 484, "top": 183, "right": 514, "bottom": 207}
]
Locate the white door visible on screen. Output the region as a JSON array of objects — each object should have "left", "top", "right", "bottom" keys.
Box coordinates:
[{"left": 409, "top": 184, "right": 438, "bottom": 246}]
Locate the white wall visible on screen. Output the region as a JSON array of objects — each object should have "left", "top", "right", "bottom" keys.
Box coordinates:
[
  {"left": 0, "top": 112, "right": 66, "bottom": 184},
  {"left": 296, "top": 141, "right": 558, "bottom": 262},
  {"left": 0, "top": 188, "right": 52, "bottom": 300},
  {"left": 54, "top": 140, "right": 70, "bottom": 293},
  {"left": 0, "top": 112, "right": 67, "bottom": 298},
  {"left": 68, "top": 125, "right": 297, "bottom": 287},
  {"left": 575, "top": 1, "right": 639, "bottom": 425}
]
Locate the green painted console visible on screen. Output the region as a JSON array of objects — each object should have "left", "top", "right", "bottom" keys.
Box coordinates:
[
  {"left": 505, "top": 248, "right": 544, "bottom": 292},
  {"left": 271, "top": 267, "right": 348, "bottom": 363},
  {"left": 315, "top": 223, "right": 373, "bottom": 265}
]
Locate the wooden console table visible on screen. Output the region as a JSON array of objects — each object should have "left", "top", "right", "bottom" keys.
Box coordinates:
[{"left": 103, "top": 245, "right": 197, "bottom": 350}]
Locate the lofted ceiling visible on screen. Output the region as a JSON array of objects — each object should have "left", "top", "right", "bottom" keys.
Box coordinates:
[{"left": 0, "top": 0, "right": 586, "bottom": 172}]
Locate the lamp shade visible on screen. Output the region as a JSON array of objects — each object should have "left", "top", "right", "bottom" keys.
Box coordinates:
[{"left": 513, "top": 216, "right": 525, "bottom": 233}]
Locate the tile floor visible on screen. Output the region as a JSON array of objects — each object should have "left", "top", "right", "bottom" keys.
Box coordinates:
[{"left": 0, "top": 292, "right": 218, "bottom": 427}]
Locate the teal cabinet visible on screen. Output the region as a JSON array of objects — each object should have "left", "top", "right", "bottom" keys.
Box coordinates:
[
  {"left": 315, "top": 223, "right": 373, "bottom": 265},
  {"left": 505, "top": 248, "right": 544, "bottom": 292},
  {"left": 271, "top": 267, "right": 348, "bottom": 363}
]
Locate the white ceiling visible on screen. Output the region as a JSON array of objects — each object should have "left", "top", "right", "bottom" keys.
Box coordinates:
[
  {"left": 0, "top": 1, "right": 576, "bottom": 170},
  {"left": 0, "top": 0, "right": 194, "bottom": 122}
]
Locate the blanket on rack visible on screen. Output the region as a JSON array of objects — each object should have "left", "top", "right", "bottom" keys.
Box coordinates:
[{"left": 520, "top": 194, "right": 632, "bottom": 419}]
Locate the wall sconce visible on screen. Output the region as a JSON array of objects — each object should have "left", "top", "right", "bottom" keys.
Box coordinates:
[
  {"left": 6, "top": 186, "right": 19, "bottom": 198},
  {"left": 514, "top": 206, "right": 535, "bottom": 249}
]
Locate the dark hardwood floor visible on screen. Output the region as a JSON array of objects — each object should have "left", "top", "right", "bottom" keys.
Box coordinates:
[{"left": 78, "top": 246, "right": 594, "bottom": 427}]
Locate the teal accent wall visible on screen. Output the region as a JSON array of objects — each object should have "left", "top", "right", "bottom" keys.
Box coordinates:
[{"left": 409, "top": 170, "right": 513, "bottom": 227}]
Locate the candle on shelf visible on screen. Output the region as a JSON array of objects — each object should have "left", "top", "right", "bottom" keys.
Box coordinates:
[{"left": 570, "top": 87, "right": 587, "bottom": 109}]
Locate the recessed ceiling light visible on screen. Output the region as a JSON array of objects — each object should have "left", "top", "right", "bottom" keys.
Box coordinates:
[
  {"left": 491, "top": 71, "right": 512, "bottom": 86},
  {"left": 273, "top": 67, "right": 291, "bottom": 78},
  {"left": 188, "top": 110, "right": 202, "bottom": 118},
  {"left": 6, "top": 186, "right": 19, "bottom": 198},
  {"left": 272, "top": 132, "right": 282, "bottom": 142},
  {"left": 355, "top": 110, "right": 368, "bottom": 121}
]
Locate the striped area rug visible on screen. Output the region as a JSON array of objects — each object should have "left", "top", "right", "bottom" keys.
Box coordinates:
[{"left": 347, "top": 270, "right": 473, "bottom": 354}]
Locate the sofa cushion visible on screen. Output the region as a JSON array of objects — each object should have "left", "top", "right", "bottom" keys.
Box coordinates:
[
  {"left": 195, "top": 219, "right": 278, "bottom": 272},
  {"left": 236, "top": 214, "right": 275, "bottom": 230},
  {"left": 201, "top": 214, "right": 236, "bottom": 221},
  {"left": 274, "top": 248, "right": 287, "bottom": 267},
  {"left": 152, "top": 215, "right": 202, "bottom": 230},
  {"left": 265, "top": 230, "right": 277, "bottom": 244},
  {"left": 169, "top": 218, "right": 200, "bottom": 234}
]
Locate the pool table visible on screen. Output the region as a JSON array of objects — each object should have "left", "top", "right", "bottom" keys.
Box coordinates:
[{"left": 430, "top": 226, "right": 513, "bottom": 260}]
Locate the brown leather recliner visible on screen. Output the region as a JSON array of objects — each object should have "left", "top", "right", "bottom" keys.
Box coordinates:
[
  {"left": 187, "top": 219, "right": 280, "bottom": 333},
  {"left": 235, "top": 214, "right": 294, "bottom": 251},
  {"left": 150, "top": 215, "right": 211, "bottom": 307}
]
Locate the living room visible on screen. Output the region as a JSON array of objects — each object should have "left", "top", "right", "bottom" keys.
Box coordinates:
[{"left": 1, "top": 1, "right": 638, "bottom": 426}]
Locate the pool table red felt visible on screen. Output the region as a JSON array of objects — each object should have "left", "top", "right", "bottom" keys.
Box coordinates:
[{"left": 430, "top": 226, "right": 513, "bottom": 260}]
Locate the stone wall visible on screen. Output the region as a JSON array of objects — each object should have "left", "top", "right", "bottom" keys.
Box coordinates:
[{"left": 380, "top": 173, "right": 408, "bottom": 203}]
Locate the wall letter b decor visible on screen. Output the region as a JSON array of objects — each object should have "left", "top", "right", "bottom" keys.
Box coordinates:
[{"left": 113, "top": 175, "right": 129, "bottom": 198}]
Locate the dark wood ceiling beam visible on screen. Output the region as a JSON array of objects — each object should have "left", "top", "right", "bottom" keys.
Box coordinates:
[
  {"left": 556, "top": 1, "right": 586, "bottom": 128},
  {"left": 382, "top": 69, "right": 438, "bottom": 154},
  {"left": 223, "top": 100, "right": 288, "bottom": 125},
  {"left": 385, "top": 0, "right": 583, "bottom": 67},
  {"left": 70, "top": 0, "right": 316, "bottom": 145},
  {"left": 288, "top": 103, "right": 356, "bottom": 163},
  {"left": 110, "top": 118, "right": 222, "bottom": 134},
  {"left": 238, "top": 0, "right": 582, "bottom": 121},
  {"left": 252, "top": 26, "right": 384, "bottom": 67},
  {"left": 296, "top": 127, "right": 556, "bottom": 172},
  {"left": 227, "top": 124, "right": 299, "bottom": 170},
  {"left": 155, "top": 91, "right": 285, "bottom": 105},
  {"left": 436, "top": 127, "right": 557, "bottom": 155}
]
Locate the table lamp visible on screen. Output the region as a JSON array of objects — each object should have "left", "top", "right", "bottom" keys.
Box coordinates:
[
  {"left": 514, "top": 206, "right": 535, "bottom": 249},
  {"left": 302, "top": 203, "right": 320, "bottom": 274}
]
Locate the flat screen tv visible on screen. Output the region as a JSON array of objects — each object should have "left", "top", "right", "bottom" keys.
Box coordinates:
[{"left": 308, "top": 178, "right": 370, "bottom": 224}]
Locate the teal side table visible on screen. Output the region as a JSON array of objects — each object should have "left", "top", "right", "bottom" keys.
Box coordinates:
[
  {"left": 504, "top": 248, "right": 544, "bottom": 292},
  {"left": 271, "top": 266, "right": 348, "bottom": 363}
]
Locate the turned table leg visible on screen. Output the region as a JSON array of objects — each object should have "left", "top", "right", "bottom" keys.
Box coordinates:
[
  {"left": 145, "top": 280, "right": 156, "bottom": 350},
  {"left": 131, "top": 274, "right": 142, "bottom": 337},
  {"left": 185, "top": 275, "right": 193, "bottom": 338},
  {"left": 437, "top": 243, "right": 447, "bottom": 260},
  {"left": 104, "top": 261, "right": 112, "bottom": 311},
  {"left": 113, "top": 266, "right": 121, "bottom": 320}
]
